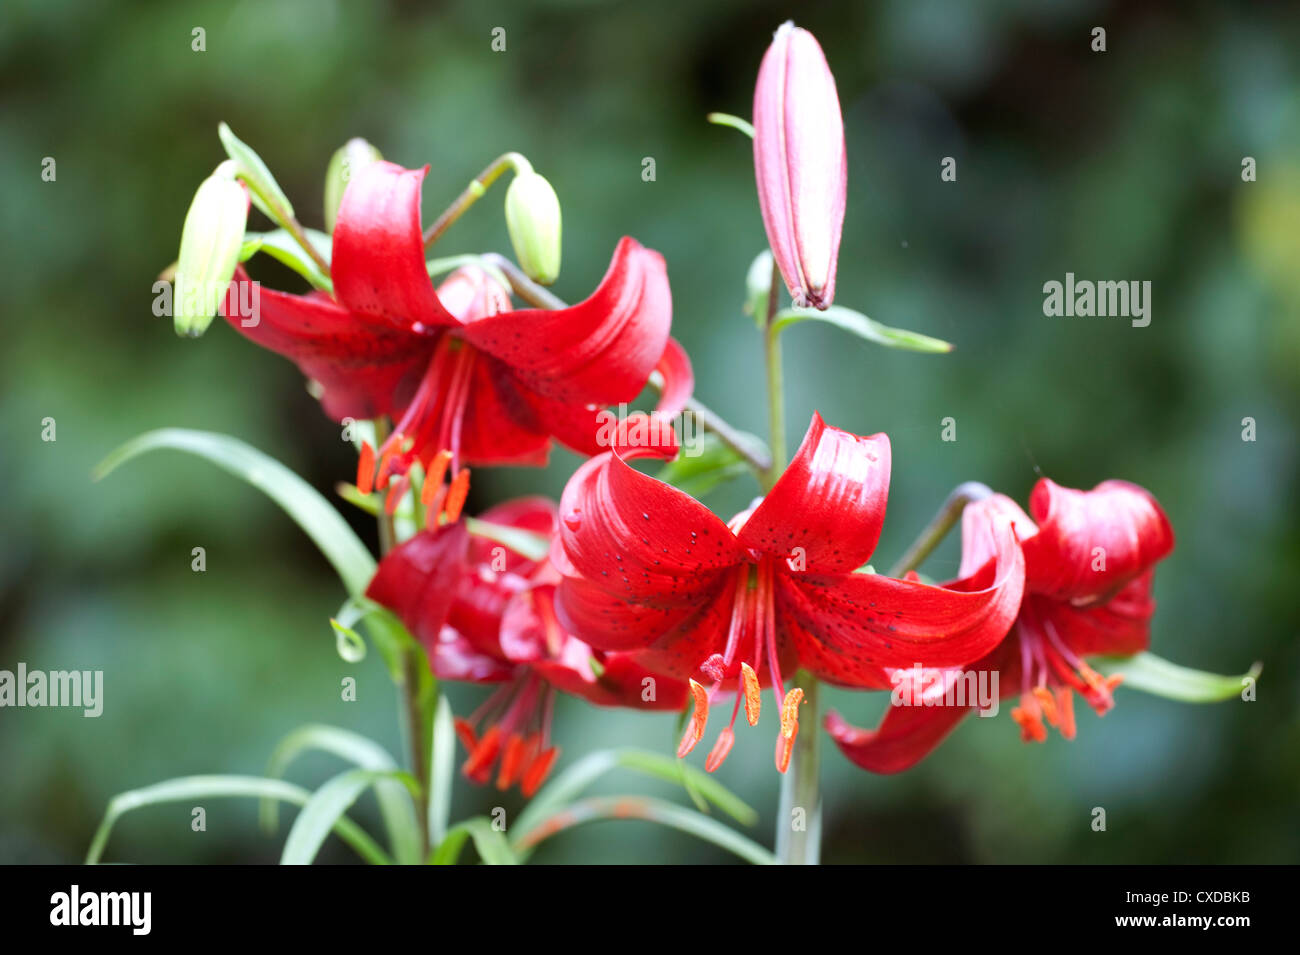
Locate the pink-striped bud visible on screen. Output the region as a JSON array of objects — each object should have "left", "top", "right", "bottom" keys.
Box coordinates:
[{"left": 752, "top": 21, "right": 846, "bottom": 310}]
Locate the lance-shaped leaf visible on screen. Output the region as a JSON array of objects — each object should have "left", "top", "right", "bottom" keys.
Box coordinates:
[
  {"left": 773, "top": 305, "right": 953, "bottom": 353},
  {"left": 1096, "top": 652, "right": 1261, "bottom": 703}
]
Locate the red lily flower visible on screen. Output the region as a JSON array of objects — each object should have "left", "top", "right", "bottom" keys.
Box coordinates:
[
  {"left": 551, "top": 412, "right": 1026, "bottom": 773},
  {"left": 826, "top": 478, "right": 1175, "bottom": 773},
  {"left": 220, "top": 160, "right": 691, "bottom": 486},
  {"left": 365, "top": 496, "right": 688, "bottom": 795}
]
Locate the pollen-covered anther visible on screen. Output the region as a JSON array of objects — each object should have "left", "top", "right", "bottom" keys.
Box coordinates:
[
  {"left": 443, "top": 467, "right": 471, "bottom": 523},
  {"left": 521, "top": 746, "right": 559, "bottom": 797},
  {"left": 677, "top": 679, "right": 710, "bottom": 758},
  {"left": 1011, "top": 696, "right": 1048, "bottom": 743},
  {"left": 1055, "top": 686, "right": 1077, "bottom": 739},
  {"left": 780, "top": 687, "right": 804, "bottom": 740},
  {"left": 356, "top": 441, "right": 376, "bottom": 495},
  {"left": 705, "top": 728, "right": 735, "bottom": 773},
  {"left": 462, "top": 725, "right": 502, "bottom": 780},
  {"left": 741, "top": 662, "right": 762, "bottom": 726},
  {"left": 1032, "top": 686, "right": 1059, "bottom": 728},
  {"left": 496, "top": 732, "right": 528, "bottom": 790}
]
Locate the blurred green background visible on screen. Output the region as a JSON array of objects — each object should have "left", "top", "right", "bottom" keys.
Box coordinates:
[{"left": 3, "top": 0, "right": 1297, "bottom": 864}]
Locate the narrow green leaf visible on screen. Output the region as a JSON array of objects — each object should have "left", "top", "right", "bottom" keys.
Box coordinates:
[
  {"left": 773, "top": 305, "right": 953, "bottom": 353},
  {"left": 515, "top": 796, "right": 776, "bottom": 865},
  {"left": 86, "top": 775, "right": 391, "bottom": 865},
  {"left": 218, "top": 122, "right": 295, "bottom": 222},
  {"left": 1096, "top": 652, "right": 1261, "bottom": 703},
  {"left": 430, "top": 817, "right": 518, "bottom": 865},
  {"left": 464, "top": 516, "right": 551, "bottom": 562},
  {"left": 513, "top": 747, "right": 757, "bottom": 852},
  {"left": 260, "top": 724, "right": 421, "bottom": 865},
  {"left": 243, "top": 228, "right": 333, "bottom": 291},
  {"left": 428, "top": 696, "right": 456, "bottom": 845},
  {"left": 94, "top": 429, "right": 375, "bottom": 597},
  {"left": 706, "top": 112, "right": 755, "bottom": 139},
  {"left": 281, "top": 768, "right": 417, "bottom": 865}
]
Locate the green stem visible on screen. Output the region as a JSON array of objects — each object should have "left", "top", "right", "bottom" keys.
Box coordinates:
[
  {"left": 761, "top": 264, "right": 785, "bottom": 492},
  {"left": 241, "top": 177, "right": 331, "bottom": 277},
  {"left": 776, "top": 673, "right": 821, "bottom": 864},
  {"left": 371, "top": 416, "right": 429, "bottom": 859},
  {"left": 887, "top": 481, "right": 993, "bottom": 578},
  {"left": 759, "top": 264, "right": 819, "bottom": 864},
  {"left": 423, "top": 152, "right": 531, "bottom": 250}
]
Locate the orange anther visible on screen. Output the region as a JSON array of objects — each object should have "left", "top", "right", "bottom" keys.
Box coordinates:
[
  {"left": 462, "top": 725, "right": 502, "bottom": 779},
  {"left": 780, "top": 687, "right": 805, "bottom": 740},
  {"left": 775, "top": 733, "right": 795, "bottom": 774},
  {"left": 443, "top": 467, "right": 471, "bottom": 523},
  {"left": 741, "top": 662, "right": 762, "bottom": 726},
  {"left": 1055, "top": 686, "right": 1077, "bottom": 740},
  {"left": 496, "top": 733, "right": 527, "bottom": 790},
  {"left": 1032, "top": 686, "right": 1058, "bottom": 728},
  {"left": 676, "top": 679, "right": 710, "bottom": 758},
  {"left": 452, "top": 717, "right": 479, "bottom": 753},
  {"left": 356, "top": 441, "right": 376, "bottom": 496},
  {"left": 374, "top": 443, "right": 400, "bottom": 491},
  {"left": 705, "top": 728, "right": 735, "bottom": 773},
  {"left": 521, "top": 746, "right": 560, "bottom": 797},
  {"left": 424, "top": 449, "right": 453, "bottom": 498}
]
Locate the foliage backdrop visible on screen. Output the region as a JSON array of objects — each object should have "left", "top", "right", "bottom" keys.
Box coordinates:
[{"left": 2, "top": 0, "right": 1297, "bottom": 863}]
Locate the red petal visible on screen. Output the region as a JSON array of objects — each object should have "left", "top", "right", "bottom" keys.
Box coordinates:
[
  {"left": 1023, "top": 478, "right": 1174, "bottom": 601},
  {"left": 365, "top": 522, "right": 471, "bottom": 647},
  {"left": 533, "top": 637, "right": 689, "bottom": 710},
  {"left": 427, "top": 628, "right": 516, "bottom": 683},
  {"left": 825, "top": 704, "right": 970, "bottom": 774},
  {"left": 331, "top": 161, "right": 460, "bottom": 331},
  {"left": 1033, "top": 572, "right": 1156, "bottom": 659},
  {"left": 736, "top": 412, "right": 890, "bottom": 573},
  {"left": 460, "top": 237, "right": 672, "bottom": 405},
  {"left": 556, "top": 452, "right": 746, "bottom": 605},
  {"left": 458, "top": 358, "right": 553, "bottom": 466},
  {"left": 957, "top": 494, "right": 1036, "bottom": 579},
  {"left": 553, "top": 573, "right": 713, "bottom": 654},
  {"left": 779, "top": 512, "right": 1024, "bottom": 684},
  {"left": 222, "top": 269, "right": 431, "bottom": 421},
  {"left": 653, "top": 337, "right": 694, "bottom": 420}
]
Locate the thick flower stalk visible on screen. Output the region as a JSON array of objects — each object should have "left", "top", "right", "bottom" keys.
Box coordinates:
[
  {"left": 552, "top": 412, "right": 1026, "bottom": 773},
  {"left": 826, "top": 478, "right": 1176, "bottom": 772},
  {"left": 752, "top": 21, "right": 847, "bottom": 310}
]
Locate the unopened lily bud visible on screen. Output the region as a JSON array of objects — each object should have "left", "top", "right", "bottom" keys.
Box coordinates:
[
  {"left": 174, "top": 160, "right": 249, "bottom": 337},
  {"left": 505, "top": 170, "right": 562, "bottom": 284},
  {"left": 752, "top": 21, "right": 846, "bottom": 310},
  {"left": 324, "top": 137, "right": 382, "bottom": 233}
]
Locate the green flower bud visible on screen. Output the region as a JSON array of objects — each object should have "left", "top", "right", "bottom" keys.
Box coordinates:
[
  {"left": 174, "top": 160, "right": 249, "bottom": 337},
  {"left": 324, "top": 137, "right": 383, "bottom": 233},
  {"left": 505, "top": 171, "right": 562, "bottom": 285}
]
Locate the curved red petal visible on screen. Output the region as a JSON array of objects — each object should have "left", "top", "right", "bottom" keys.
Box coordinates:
[
  {"left": 825, "top": 704, "right": 970, "bottom": 774},
  {"left": 365, "top": 522, "right": 471, "bottom": 647},
  {"left": 428, "top": 627, "right": 516, "bottom": 683},
  {"left": 1033, "top": 572, "right": 1156, "bottom": 659},
  {"left": 957, "top": 493, "right": 1036, "bottom": 579},
  {"left": 533, "top": 639, "right": 689, "bottom": 711},
  {"left": 461, "top": 237, "right": 672, "bottom": 405},
  {"left": 223, "top": 269, "right": 431, "bottom": 421},
  {"left": 556, "top": 452, "right": 747, "bottom": 605},
  {"left": 736, "top": 412, "right": 890, "bottom": 573},
  {"left": 653, "top": 336, "right": 695, "bottom": 420},
  {"left": 457, "top": 358, "right": 553, "bottom": 466},
  {"left": 332, "top": 161, "right": 460, "bottom": 331},
  {"left": 779, "top": 512, "right": 1024, "bottom": 684},
  {"left": 1024, "top": 478, "right": 1175, "bottom": 601}
]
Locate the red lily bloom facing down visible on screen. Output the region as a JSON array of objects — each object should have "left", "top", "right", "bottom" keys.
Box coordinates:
[
  {"left": 221, "top": 160, "right": 692, "bottom": 502},
  {"left": 365, "top": 496, "right": 688, "bottom": 795},
  {"left": 826, "top": 478, "right": 1175, "bottom": 773},
  {"left": 552, "top": 412, "right": 1026, "bottom": 773}
]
